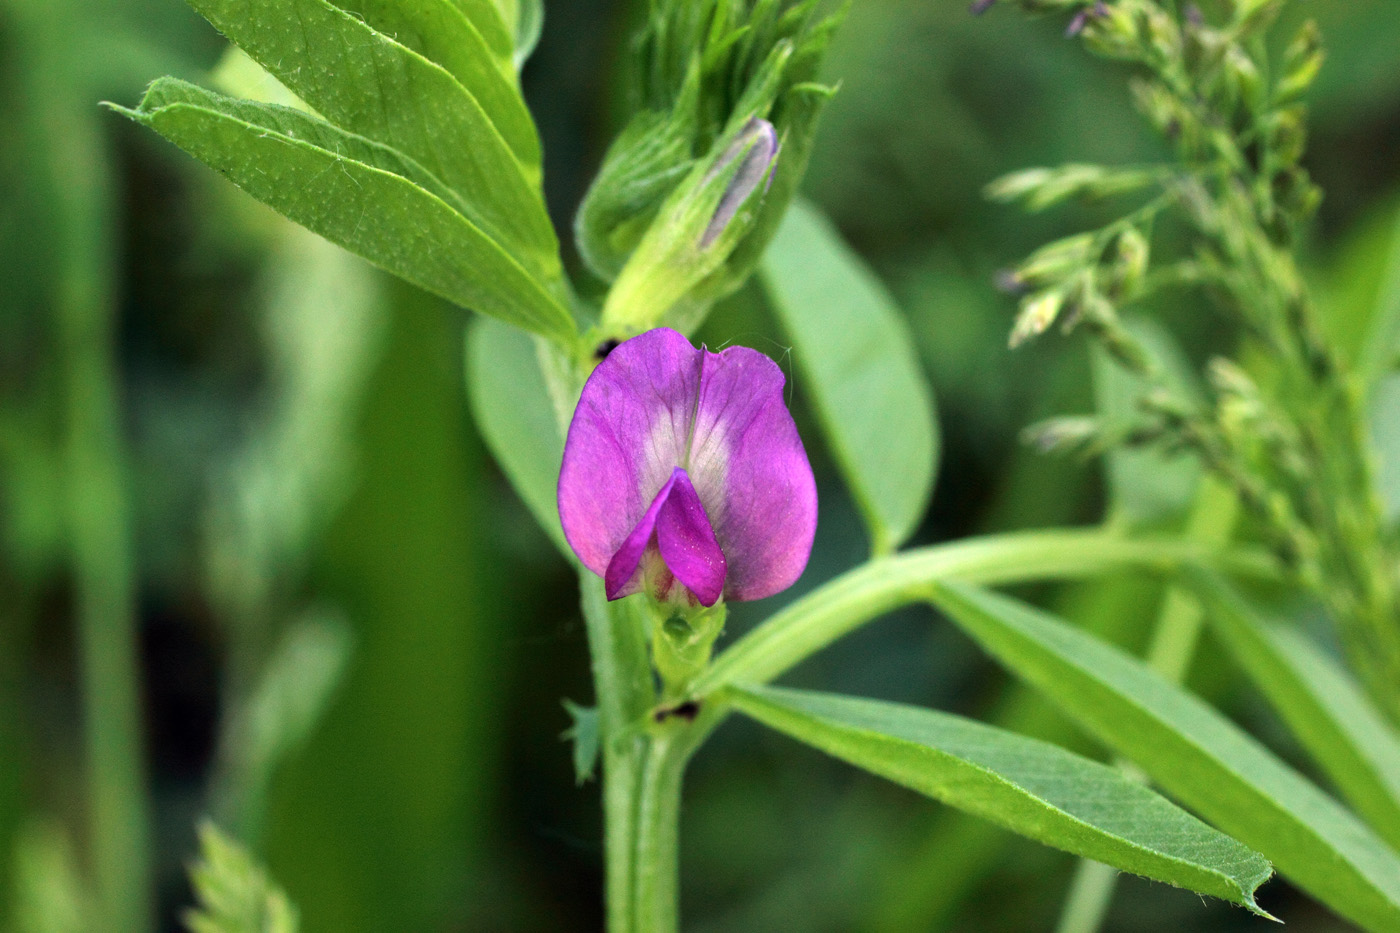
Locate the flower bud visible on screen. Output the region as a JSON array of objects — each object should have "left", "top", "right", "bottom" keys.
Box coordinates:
[
  {"left": 1011, "top": 291, "right": 1066, "bottom": 348},
  {"left": 602, "top": 118, "right": 781, "bottom": 331},
  {"left": 1275, "top": 20, "right": 1323, "bottom": 105}
]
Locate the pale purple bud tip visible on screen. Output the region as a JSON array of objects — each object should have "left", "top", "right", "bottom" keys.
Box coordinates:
[
  {"left": 701, "top": 118, "right": 780, "bottom": 249},
  {"left": 558, "top": 328, "right": 818, "bottom": 606}
]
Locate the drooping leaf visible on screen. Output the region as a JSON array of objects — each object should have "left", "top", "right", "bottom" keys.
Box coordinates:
[
  {"left": 181, "top": 0, "right": 557, "bottom": 269},
  {"left": 760, "top": 199, "right": 939, "bottom": 554},
  {"left": 1191, "top": 573, "right": 1400, "bottom": 851},
  {"left": 184, "top": 823, "right": 298, "bottom": 933},
  {"left": 329, "top": 0, "right": 539, "bottom": 166},
  {"left": 464, "top": 317, "right": 568, "bottom": 554},
  {"left": 112, "top": 81, "right": 575, "bottom": 342},
  {"left": 928, "top": 580, "right": 1400, "bottom": 932},
  {"left": 730, "top": 684, "right": 1274, "bottom": 916}
]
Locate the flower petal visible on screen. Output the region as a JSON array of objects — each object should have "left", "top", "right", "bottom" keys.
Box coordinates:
[
  {"left": 559, "top": 329, "right": 702, "bottom": 578},
  {"left": 656, "top": 468, "right": 727, "bottom": 606},
  {"left": 604, "top": 471, "right": 676, "bottom": 601},
  {"left": 688, "top": 346, "right": 817, "bottom": 601}
]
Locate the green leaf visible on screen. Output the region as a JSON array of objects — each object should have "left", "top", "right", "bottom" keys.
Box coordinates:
[
  {"left": 729, "top": 684, "right": 1274, "bottom": 917},
  {"left": 561, "top": 700, "right": 600, "bottom": 785},
  {"left": 181, "top": 0, "right": 556, "bottom": 269},
  {"left": 184, "top": 823, "right": 298, "bottom": 933},
  {"left": 508, "top": 0, "right": 545, "bottom": 67},
  {"left": 1191, "top": 573, "right": 1400, "bottom": 851},
  {"left": 464, "top": 317, "right": 568, "bottom": 554},
  {"left": 447, "top": 0, "right": 515, "bottom": 65},
  {"left": 928, "top": 580, "right": 1400, "bottom": 932},
  {"left": 330, "top": 0, "right": 539, "bottom": 167},
  {"left": 760, "top": 199, "right": 939, "bottom": 554},
  {"left": 216, "top": 612, "right": 354, "bottom": 827},
  {"left": 112, "top": 80, "right": 575, "bottom": 342}
]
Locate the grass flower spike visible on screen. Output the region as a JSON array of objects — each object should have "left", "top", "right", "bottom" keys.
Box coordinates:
[{"left": 559, "top": 328, "right": 817, "bottom": 608}]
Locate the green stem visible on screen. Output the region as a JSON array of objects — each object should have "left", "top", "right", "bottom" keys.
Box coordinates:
[
  {"left": 632, "top": 729, "right": 698, "bottom": 933},
  {"left": 579, "top": 576, "right": 657, "bottom": 932},
  {"left": 13, "top": 0, "right": 155, "bottom": 924},
  {"left": 1053, "top": 479, "right": 1240, "bottom": 933},
  {"left": 694, "top": 529, "right": 1274, "bottom": 697}
]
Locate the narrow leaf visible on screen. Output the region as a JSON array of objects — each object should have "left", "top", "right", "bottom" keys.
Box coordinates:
[
  {"left": 464, "top": 317, "right": 568, "bottom": 554},
  {"left": 928, "top": 581, "right": 1400, "bottom": 932},
  {"left": 113, "top": 85, "right": 575, "bottom": 342},
  {"left": 330, "top": 0, "right": 539, "bottom": 166},
  {"left": 1191, "top": 573, "right": 1400, "bottom": 851},
  {"left": 730, "top": 684, "right": 1274, "bottom": 916},
  {"left": 760, "top": 199, "right": 939, "bottom": 554},
  {"left": 183, "top": 0, "right": 557, "bottom": 268}
]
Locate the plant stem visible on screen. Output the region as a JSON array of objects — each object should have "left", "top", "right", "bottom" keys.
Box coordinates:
[
  {"left": 695, "top": 529, "right": 1274, "bottom": 697},
  {"left": 632, "top": 729, "right": 698, "bottom": 933},
  {"left": 579, "top": 576, "right": 658, "bottom": 932},
  {"left": 12, "top": 0, "right": 155, "bottom": 924},
  {"left": 1053, "top": 478, "right": 1239, "bottom": 933}
]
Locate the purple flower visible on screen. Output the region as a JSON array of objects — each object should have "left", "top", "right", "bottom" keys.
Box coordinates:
[{"left": 558, "top": 328, "right": 817, "bottom": 608}]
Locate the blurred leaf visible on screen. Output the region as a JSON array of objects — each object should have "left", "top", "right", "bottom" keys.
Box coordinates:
[
  {"left": 1191, "top": 573, "right": 1400, "bottom": 850},
  {"left": 179, "top": 0, "right": 555, "bottom": 265},
  {"left": 113, "top": 79, "right": 574, "bottom": 342},
  {"left": 509, "top": 0, "right": 544, "bottom": 67},
  {"left": 928, "top": 581, "right": 1400, "bottom": 932},
  {"left": 205, "top": 225, "right": 385, "bottom": 622},
  {"left": 265, "top": 283, "right": 506, "bottom": 931},
  {"left": 185, "top": 823, "right": 299, "bottom": 933},
  {"left": 464, "top": 316, "right": 568, "bottom": 555},
  {"left": 730, "top": 684, "right": 1274, "bottom": 916},
  {"left": 1373, "top": 375, "right": 1400, "bottom": 524},
  {"left": 11, "top": 821, "right": 88, "bottom": 933},
  {"left": 215, "top": 612, "right": 354, "bottom": 837},
  {"left": 1360, "top": 205, "right": 1400, "bottom": 387},
  {"left": 760, "top": 199, "right": 939, "bottom": 554},
  {"left": 562, "top": 700, "right": 600, "bottom": 786}
]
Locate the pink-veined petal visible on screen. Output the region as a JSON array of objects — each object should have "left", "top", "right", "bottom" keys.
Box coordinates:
[
  {"left": 559, "top": 329, "right": 701, "bottom": 577},
  {"left": 656, "top": 468, "right": 727, "bottom": 606},
  {"left": 688, "top": 345, "right": 817, "bottom": 601},
  {"left": 604, "top": 471, "right": 676, "bottom": 601}
]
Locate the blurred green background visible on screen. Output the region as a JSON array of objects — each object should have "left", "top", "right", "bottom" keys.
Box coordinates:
[{"left": 3, "top": 0, "right": 1400, "bottom": 930}]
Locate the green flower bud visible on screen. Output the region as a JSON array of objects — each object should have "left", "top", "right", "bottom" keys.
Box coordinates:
[
  {"left": 576, "top": 0, "right": 848, "bottom": 330},
  {"left": 1275, "top": 20, "right": 1323, "bottom": 105}
]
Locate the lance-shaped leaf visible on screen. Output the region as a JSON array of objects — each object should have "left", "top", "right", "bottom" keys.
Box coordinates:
[
  {"left": 183, "top": 0, "right": 557, "bottom": 270},
  {"left": 465, "top": 317, "right": 568, "bottom": 554},
  {"left": 761, "top": 199, "right": 939, "bottom": 554},
  {"left": 330, "top": 0, "right": 539, "bottom": 167},
  {"left": 1190, "top": 572, "right": 1400, "bottom": 851},
  {"left": 112, "top": 80, "right": 574, "bottom": 342},
  {"left": 928, "top": 581, "right": 1400, "bottom": 932},
  {"left": 729, "top": 684, "right": 1274, "bottom": 917}
]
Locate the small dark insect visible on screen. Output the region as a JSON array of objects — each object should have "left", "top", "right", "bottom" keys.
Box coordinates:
[
  {"left": 595, "top": 338, "right": 622, "bottom": 361},
  {"left": 653, "top": 700, "right": 701, "bottom": 723}
]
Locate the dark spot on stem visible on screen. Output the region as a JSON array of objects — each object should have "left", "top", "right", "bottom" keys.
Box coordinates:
[
  {"left": 595, "top": 338, "right": 621, "bottom": 361},
  {"left": 653, "top": 700, "right": 701, "bottom": 723}
]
